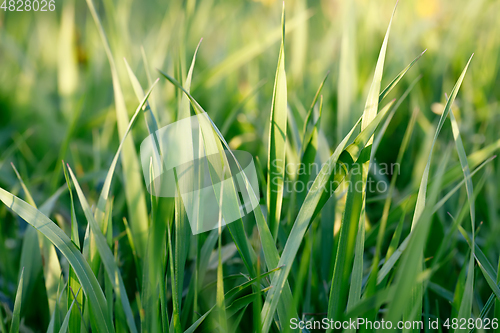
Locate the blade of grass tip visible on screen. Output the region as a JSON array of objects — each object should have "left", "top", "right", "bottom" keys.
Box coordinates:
[
  {"left": 173, "top": 40, "right": 202, "bottom": 319},
  {"left": 296, "top": 95, "right": 323, "bottom": 210},
  {"left": 261, "top": 101, "right": 394, "bottom": 333},
  {"left": 376, "top": 156, "right": 493, "bottom": 285},
  {"left": 412, "top": 55, "right": 473, "bottom": 228},
  {"left": 363, "top": 93, "right": 419, "bottom": 315},
  {"left": 124, "top": 58, "right": 161, "bottom": 157},
  {"left": 449, "top": 108, "right": 476, "bottom": 333},
  {"left": 378, "top": 49, "right": 426, "bottom": 102},
  {"left": 67, "top": 166, "right": 137, "bottom": 333},
  {"left": 348, "top": 78, "right": 421, "bottom": 325},
  {"left": 95, "top": 79, "right": 158, "bottom": 229},
  {"left": 58, "top": 288, "right": 81, "bottom": 333},
  {"left": 360, "top": 0, "right": 397, "bottom": 135},
  {"left": 85, "top": 0, "right": 150, "bottom": 259},
  {"left": 389, "top": 55, "right": 471, "bottom": 330},
  {"left": 9, "top": 268, "right": 24, "bottom": 333},
  {"left": 267, "top": 2, "right": 287, "bottom": 240},
  {"left": 301, "top": 72, "right": 329, "bottom": 155},
  {"left": 328, "top": 159, "right": 365, "bottom": 330},
  {"left": 140, "top": 46, "right": 158, "bottom": 114}
]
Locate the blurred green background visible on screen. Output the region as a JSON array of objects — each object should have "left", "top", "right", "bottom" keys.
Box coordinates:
[{"left": 1, "top": 0, "right": 500, "bottom": 331}]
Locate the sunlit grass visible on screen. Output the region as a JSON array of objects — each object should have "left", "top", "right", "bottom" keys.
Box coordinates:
[{"left": 1, "top": 0, "right": 500, "bottom": 332}]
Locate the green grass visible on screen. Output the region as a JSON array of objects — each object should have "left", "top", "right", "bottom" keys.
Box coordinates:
[{"left": 1, "top": 0, "right": 500, "bottom": 332}]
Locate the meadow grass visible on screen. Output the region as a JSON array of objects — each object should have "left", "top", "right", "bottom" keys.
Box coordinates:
[{"left": 1, "top": 0, "right": 500, "bottom": 332}]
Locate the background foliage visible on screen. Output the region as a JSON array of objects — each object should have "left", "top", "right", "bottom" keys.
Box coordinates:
[{"left": 1, "top": 0, "right": 500, "bottom": 332}]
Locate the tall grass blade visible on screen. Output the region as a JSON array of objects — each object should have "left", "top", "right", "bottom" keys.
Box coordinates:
[
  {"left": 0, "top": 189, "right": 114, "bottom": 333},
  {"left": 267, "top": 3, "right": 288, "bottom": 239}
]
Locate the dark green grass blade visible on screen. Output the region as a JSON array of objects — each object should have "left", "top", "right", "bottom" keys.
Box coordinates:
[{"left": 0, "top": 189, "right": 114, "bottom": 333}]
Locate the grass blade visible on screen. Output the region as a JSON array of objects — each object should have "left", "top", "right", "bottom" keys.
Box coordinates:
[
  {"left": 267, "top": 3, "right": 287, "bottom": 239},
  {"left": 9, "top": 268, "right": 23, "bottom": 333},
  {"left": 0, "top": 189, "right": 114, "bottom": 333}
]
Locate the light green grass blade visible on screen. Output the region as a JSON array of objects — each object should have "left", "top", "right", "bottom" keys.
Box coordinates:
[
  {"left": 261, "top": 101, "right": 394, "bottom": 333},
  {"left": 360, "top": 2, "right": 396, "bottom": 134},
  {"left": 267, "top": 3, "right": 287, "bottom": 239},
  {"left": 67, "top": 166, "right": 137, "bottom": 333},
  {"left": 327, "top": 157, "right": 365, "bottom": 328},
  {"left": 62, "top": 163, "right": 82, "bottom": 333},
  {"left": 85, "top": 0, "right": 149, "bottom": 259},
  {"left": 95, "top": 80, "right": 158, "bottom": 230},
  {"left": 449, "top": 109, "right": 475, "bottom": 333},
  {"left": 9, "top": 268, "right": 23, "bottom": 333},
  {"left": 378, "top": 50, "right": 426, "bottom": 102},
  {"left": 384, "top": 147, "right": 451, "bottom": 332},
  {"left": 0, "top": 189, "right": 114, "bottom": 333},
  {"left": 412, "top": 55, "right": 473, "bottom": 227}
]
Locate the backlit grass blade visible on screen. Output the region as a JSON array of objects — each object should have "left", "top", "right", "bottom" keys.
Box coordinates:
[
  {"left": 0, "top": 189, "right": 114, "bottom": 333},
  {"left": 267, "top": 3, "right": 287, "bottom": 239},
  {"left": 9, "top": 268, "right": 23, "bottom": 333},
  {"left": 327, "top": 158, "right": 365, "bottom": 327},
  {"left": 378, "top": 50, "right": 426, "bottom": 102},
  {"left": 376, "top": 155, "right": 493, "bottom": 285},
  {"left": 449, "top": 108, "right": 475, "bottom": 332},
  {"left": 301, "top": 73, "right": 329, "bottom": 153},
  {"left": 94, "top": 80, "right": 159, "bottom": 230},
  {"left": 383, "top": 147, "right": 451, "bottom": 332},
  {"left": 360, "top": 1, "right": 397, "bottom": 134},
  {"left": 67, "top": 166, "right": 137, "bottom": 333},
  {"left": 12, "top": 164, "right": 62, "bottom": 315},
  {"left": 261, "top": 101, "right": 394, "bottom": 333},
  {"left": 85, "top": 0, "right": 149, "bottom": 259},
  {"left": 412, "top": 55, "right": 473, "bottom": 227}
]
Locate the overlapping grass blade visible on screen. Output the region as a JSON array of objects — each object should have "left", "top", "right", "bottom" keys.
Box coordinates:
[
  {"left": 449, "top": 108, "right": 476, "bottom": 332},
  {"left": 262, "top": 100, "right": 394, "bottom": 333},
  {"left": 0, "top": 189, "right": 114, "bottom": 333},
  {"left": 85, "top": 0, "right": 150, "bottom": 258},
  {"left": 67, "top": 166, "right": 137, "bottom": 333}
]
